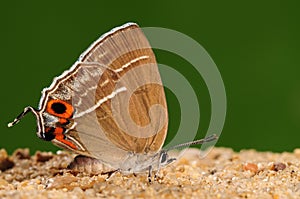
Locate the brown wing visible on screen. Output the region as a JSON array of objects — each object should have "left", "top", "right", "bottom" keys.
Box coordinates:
[
  {"left": 79, "top": 23, "right": 168, "bottom": 154},
  {"left": 39, "top": 23, "right": 168, "bottom": 164}
]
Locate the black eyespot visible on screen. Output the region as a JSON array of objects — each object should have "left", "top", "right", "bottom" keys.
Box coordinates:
[
  {"left": 42, "top": 127, "right": 55, "bottom": 141},
  {"left": 51, "top": 102, "right": 67, "bottom": 114}
]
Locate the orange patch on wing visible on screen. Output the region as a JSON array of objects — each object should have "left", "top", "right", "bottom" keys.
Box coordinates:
[
  {"left": 53, "top": 127, "right": 77, "bottom": 150},
  {"left": 59, "top": 118, "right": 68, "bottom": 125},
  {"left": 46, "top": 99, "right": 74, "bottom": 118},
  {"left": 54, "top": 127, "right": 64, "bottom": 134}
]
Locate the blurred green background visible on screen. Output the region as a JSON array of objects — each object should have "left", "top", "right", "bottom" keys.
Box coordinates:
[{"left": 1, "top": 1, "right": 300, "bottom": 154}]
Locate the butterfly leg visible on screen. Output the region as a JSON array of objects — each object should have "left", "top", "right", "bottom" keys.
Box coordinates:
[
  {"left": 101, "top": 169, "right": 120, "bottom": 181},
  {"left": 154, "top": 163, "right": 160, "bottom": 181},
  {"left": 148, "top": 165, "right": 153, "bottom": 183}
]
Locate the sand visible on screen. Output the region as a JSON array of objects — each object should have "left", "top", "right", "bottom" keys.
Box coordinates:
[{"left": 0, "top": 147, "right": 300, "bottom": 199}]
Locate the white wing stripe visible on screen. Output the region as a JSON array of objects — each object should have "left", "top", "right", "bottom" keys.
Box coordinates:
[
  {"left": 114, "top": 55, "right": 149, "bottom": 73},
  {"left": 73, "top": 87, "right": 127, "bottom": 118}
]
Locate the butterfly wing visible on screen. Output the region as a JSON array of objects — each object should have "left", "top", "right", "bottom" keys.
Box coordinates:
[
  {"left": 39, "top": 23, "right": 168, "bottom": 167},
  {"left": 79, "top": 23, "right": 168, "bottom": 153}
]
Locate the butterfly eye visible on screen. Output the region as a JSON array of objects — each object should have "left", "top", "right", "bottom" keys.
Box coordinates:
[
  {"left": 46, "top": 99, "right": 73, "bottom": 118},
  {"left": 160, "top": 152, "right": 168, "bottom": 164},
  {"left": 159, "top": 151, "right": 176, "bottom": 166}
]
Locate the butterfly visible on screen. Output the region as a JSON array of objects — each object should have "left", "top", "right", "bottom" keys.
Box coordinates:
[{"left": 8, "top": 22, "right": 217, "bottom": 182}]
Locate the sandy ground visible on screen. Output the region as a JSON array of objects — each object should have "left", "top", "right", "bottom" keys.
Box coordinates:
[{"left": 0, "top": 147, "right": 300, "bottom": 199}]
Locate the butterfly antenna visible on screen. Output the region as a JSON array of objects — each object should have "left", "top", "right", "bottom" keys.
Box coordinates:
[
  {"left": 8, "top": 106, "right": 39, "bottom": 127},
  {"left": 166, "top": 134, "right": 218, "bottom": 151}
]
